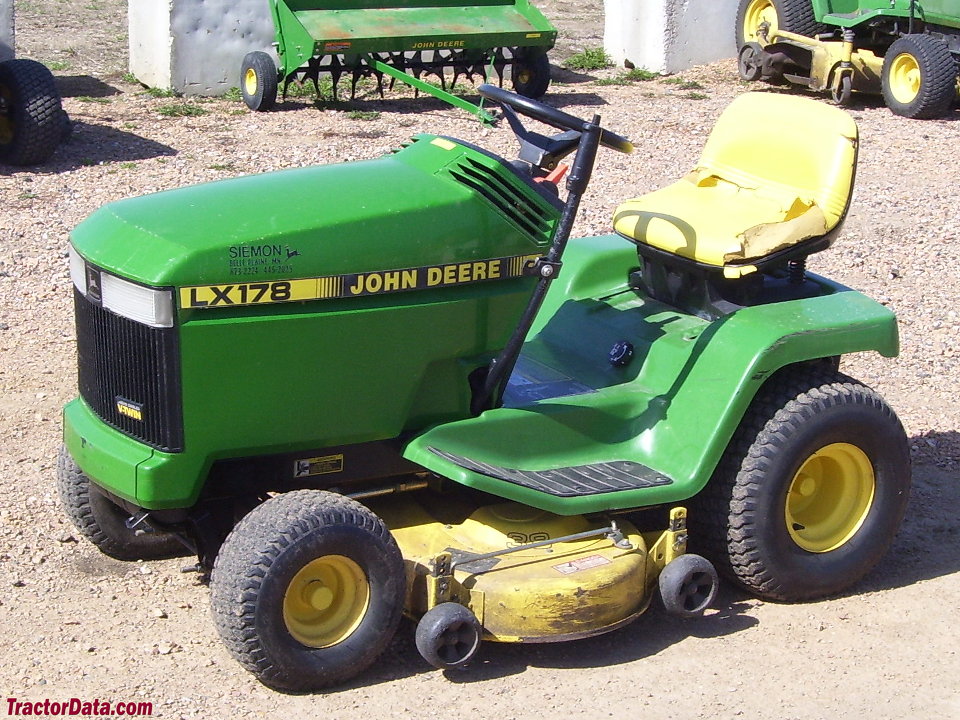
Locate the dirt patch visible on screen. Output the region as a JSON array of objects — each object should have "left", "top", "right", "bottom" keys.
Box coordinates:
[{"left": 2, "top": 1, "right": 959, "bottom": 718}]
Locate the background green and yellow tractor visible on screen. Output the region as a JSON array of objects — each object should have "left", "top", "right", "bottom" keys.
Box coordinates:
[{"left": 736, "top": 0, "right": 960, "bottom": 117}]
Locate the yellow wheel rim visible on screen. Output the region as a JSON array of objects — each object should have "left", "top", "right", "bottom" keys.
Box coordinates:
[
  {"left": 888, "top": 52, "right": 921, "bottom": 104},
  {"left": 742, "top": 0, "right": 779, "bottom": 45},
  {"left": 283, "top": 555, "right": 369, "bottom": 648},
  {"left": 244, "top": 68, "right": 259, "bottom": 97},
  {"left": 786, "top": 443, "right": 875, "bottom": 553}
]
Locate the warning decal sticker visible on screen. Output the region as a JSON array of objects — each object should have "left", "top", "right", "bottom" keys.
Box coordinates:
[{"left": 552, "top": 555, "right": 613, "bottom": 575}]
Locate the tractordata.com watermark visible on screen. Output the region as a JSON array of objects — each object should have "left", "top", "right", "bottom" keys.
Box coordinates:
[{"left": 6, "top": 698, "right": 152, "bottom": 717}]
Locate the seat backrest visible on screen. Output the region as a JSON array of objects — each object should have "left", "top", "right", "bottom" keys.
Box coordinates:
[{"left": 698, "top": 92, "right": 858, "bottom": 230}]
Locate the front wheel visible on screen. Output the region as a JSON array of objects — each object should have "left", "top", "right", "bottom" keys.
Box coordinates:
[
  {"left": 210, "top": 490, "right": 406, "bottom": 692},
  {"left": 881, "top": 35, "right": 957, "bottom": 119},
  {"left": 735, "top": 0, "right": 828, "bottom": 48},
  {"left": 0, "top": 59, "right": 64, "bottom": 165},
  {"left": 57, "top": 445, "right": 185, "bottom": 561},
  {"left": 692, "top": 368, "right": 911, "bottom": 602}
]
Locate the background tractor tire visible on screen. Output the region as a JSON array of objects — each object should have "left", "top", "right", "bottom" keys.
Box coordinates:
[
  {"left": 735, "top": 0, "right": 828, "bottom": 49},
  {"left": 0, "top": 58, "right": 65, "bottom": 166},
  {"left": 210, "top": 490, "right": 405, "bottom": 692},
  {"left": 57, "top": 445, "right": 185, "bottom": 561},
  {"left": 240, "top": 51, "right": 279, "bottom": 112},
  {"left": 511, "top": 49, "right": 551, "bottom": 99},
  {"left": 881, "top": 35, "right": 957, "bottom": 119},
  {"left": 691, "top": 367, "right": 911, "bottom": 602}
]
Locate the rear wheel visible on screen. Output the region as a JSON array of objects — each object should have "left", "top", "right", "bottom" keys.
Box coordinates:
[
  {"left": 511, "top": 49, "right": 551, "bottom": 99},
  {"left": 881, "top": 35, "right": 957, "bottom": 119},
  {"left": 0, "top": 59, "right": 64, "bottom": 165},
  {"left": 240, "top": 51, "right": 279, "bottom": 111},
  {"left": 57, "top": 445, "right": 185, "bottom": 561},
  {"left": 735, "top": 0, "right": 828, "bottom": 49},
  {"left": 210, "top": 490, "right": 405, "bottom": 691},
  {"left": 692, "top": 368, "right": 911, "bottom": 602}
]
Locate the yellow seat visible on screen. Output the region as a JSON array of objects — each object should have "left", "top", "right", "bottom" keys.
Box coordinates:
[{"left": 613, "top": 92, "right": 858, "bottom": 272}]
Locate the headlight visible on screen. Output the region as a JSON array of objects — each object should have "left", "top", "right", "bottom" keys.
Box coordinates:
[{"left": 69, "top": 246, "right": 174, "bottom": 328}]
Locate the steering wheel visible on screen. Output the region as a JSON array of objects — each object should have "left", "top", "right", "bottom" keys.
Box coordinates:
[{"left": 478, "top": 84, "right": 633, "bottom": 155}]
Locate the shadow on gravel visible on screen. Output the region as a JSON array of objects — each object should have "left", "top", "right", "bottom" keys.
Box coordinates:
[
  {"left": 315, "top": 589, "right": 758, "bottom": 693},
  {"left": 39, "top": 121, "right": 176, "bottom": 173},
  {"left": 55, "top": 75, "right": 121, "bottom": 99}
]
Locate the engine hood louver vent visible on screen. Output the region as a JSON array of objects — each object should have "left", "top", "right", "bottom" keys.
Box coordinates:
[{"left": 448, "top": 157, "right": 555, "bottom": 242}]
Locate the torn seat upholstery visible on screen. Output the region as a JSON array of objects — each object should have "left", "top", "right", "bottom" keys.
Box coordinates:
[{"left": 613, "top": 92, "right": 858, "bottom": 275}]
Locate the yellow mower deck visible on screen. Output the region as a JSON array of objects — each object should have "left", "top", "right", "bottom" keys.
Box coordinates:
[{"left": 369, "top": 495, "right": 687, "bottom": 642}]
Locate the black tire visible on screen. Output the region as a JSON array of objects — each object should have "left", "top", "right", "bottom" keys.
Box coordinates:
[
  {"left": 831, "top": 72, "right": 853, "bottom": 105},
  {"left": 210, "top": 490, "right": 406, "bottom": 692},
  {"left": 415, "top": 602, "right": 482, "bottom": 669},
  {"left": 735, "top": 0, "right": 828, "bottom": 49},
  {"left": 738, "top": 42, "right": 764, "bottom": 82},
  {"left": 511, "top": 49, "right": 551, "bottom": 99},
  {"left": 691, "top": 367, "right": 911, "bottom": 602},
  {"left": 659, "top": 554, "right": 718, "bottom": 618},
  {"left": 240, "top": 51, "right": 279, "bottom": 111},
  {"left": 881, "top": 35, "right": 957, "bottom": 119},
  {"left": 0, "top": 59, "right": 64, "bottom": 165},
  {"left": 57, "top": 445, "right": 185, "bottom": 561}
]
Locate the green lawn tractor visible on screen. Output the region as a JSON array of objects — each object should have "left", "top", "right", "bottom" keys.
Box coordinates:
[
  {"left": 59, "top": 86, "right": 911, "bottom": 692},
  {"left": 736, "top": 0, "right": 960, "bottom": 118},
  {"left": 240, "top": 0, "right": 557, "bottom": 122}
]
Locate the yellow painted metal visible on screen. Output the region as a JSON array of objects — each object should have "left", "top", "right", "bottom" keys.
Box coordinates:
[
  {"left": 785, "top": 442, "right": 876, "bottom": 553},
  {"left": 282, "top": 555, "right": 370, "bottom": 648},
  {"left": 645, "top": 507, "right": 688, "bottom": 568},
  {"left": 887, "top": 51, "right": 922, "bottom": 104},
  {"left": 742, "top": 0, "right": 779, "bottom": 46},
  {"left": 613, "top": 92, "right": 857, "bottom": 266},
  {"left": 244, "top": 68, "right": 258, "bottom": 96},
  {"left": 373, "top": 496, "right": 670, "bottom": 643}
]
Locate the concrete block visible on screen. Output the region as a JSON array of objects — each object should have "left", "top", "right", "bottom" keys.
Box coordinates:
[
  {"left": 604, "top": 0, "right": 737, "bottom": 74},
  {"left": 128, "top": 0, "right": 276, "bottom": 96},
  {"left": 1, "top": 0, "right": 14, "bottom": 62}
]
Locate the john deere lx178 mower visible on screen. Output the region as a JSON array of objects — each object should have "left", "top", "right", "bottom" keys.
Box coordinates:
[
  {"left": 59, "top": 86, "right": 911, "bottom": 691},
  {"left": 736, "top": 0, "right": 960, "bottom": 118}
]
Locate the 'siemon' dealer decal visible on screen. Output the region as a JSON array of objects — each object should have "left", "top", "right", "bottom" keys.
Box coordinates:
[{"left": 181, "top": 253, "right": 540, "bottom": 309}]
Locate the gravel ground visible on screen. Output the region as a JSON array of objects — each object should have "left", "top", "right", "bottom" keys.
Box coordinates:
[{"left": 1, "top": 1, "right": 959, "bottom": 718}]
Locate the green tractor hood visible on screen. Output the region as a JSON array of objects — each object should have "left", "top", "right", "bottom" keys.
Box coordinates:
[{"left": 71, "top": 135, "right": 561, "bottom": 291}]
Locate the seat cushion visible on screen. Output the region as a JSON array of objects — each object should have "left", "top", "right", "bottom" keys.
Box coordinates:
[{"left": 613, "top": 169, "right": 828, "bottom": 267}]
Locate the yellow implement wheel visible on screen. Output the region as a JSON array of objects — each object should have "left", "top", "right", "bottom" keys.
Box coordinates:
[
  {"left": 785, "top": 443, "right": 875, "bottom": 553},
  {"left": 283, "top": 555, "right": 370, "bottom": 648},
  {"left": 243, "top": 67, "right": 259, "bottom": 99},
  {"left": 887, "top": 52, "right": 921, "bottom": 105},
  {"left": 741, "top": 0, "right": 779, "bottom": 45}
]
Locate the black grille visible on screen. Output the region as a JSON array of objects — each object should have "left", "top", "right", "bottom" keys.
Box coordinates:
[
  {"left": 75, "top": 288, "right": 184, "bottom": 452},
  {"left": 448, "top": 157, "right": 555, "bottom": 241}
]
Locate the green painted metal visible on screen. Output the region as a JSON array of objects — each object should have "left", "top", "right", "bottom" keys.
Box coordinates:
[
  {"left": 403, "top": 234, "right": 899, "bottom": 516},
  {"left": 65, "top": 136, "right": 560, "bottom": 509},
  {"left": 271, "top": 0, "right": 557, "bottom": 79},
  {"left": 72, "top": 135, "right": 554, "bottom": 288},
  {"left": 815, "top": 0, "right": 960, "bottom": 29},
  {"left": 367, "top": 56, "right": 497, "bottom": 123}
]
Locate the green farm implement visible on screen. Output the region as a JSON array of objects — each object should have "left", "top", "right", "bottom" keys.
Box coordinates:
[
  {"left": 240, "top": 0, "right": 557, "bottom": 119},
  {"left": 60, "top": 86, "right": 910, "bottom": 691},
  {"left": 736, "top": 0, "right": 960, "bottom": 117}
]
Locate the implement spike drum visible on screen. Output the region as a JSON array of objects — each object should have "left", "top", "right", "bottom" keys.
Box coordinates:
[{"left": 248, "top": 0, "right": 557, "bottom": 118}]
